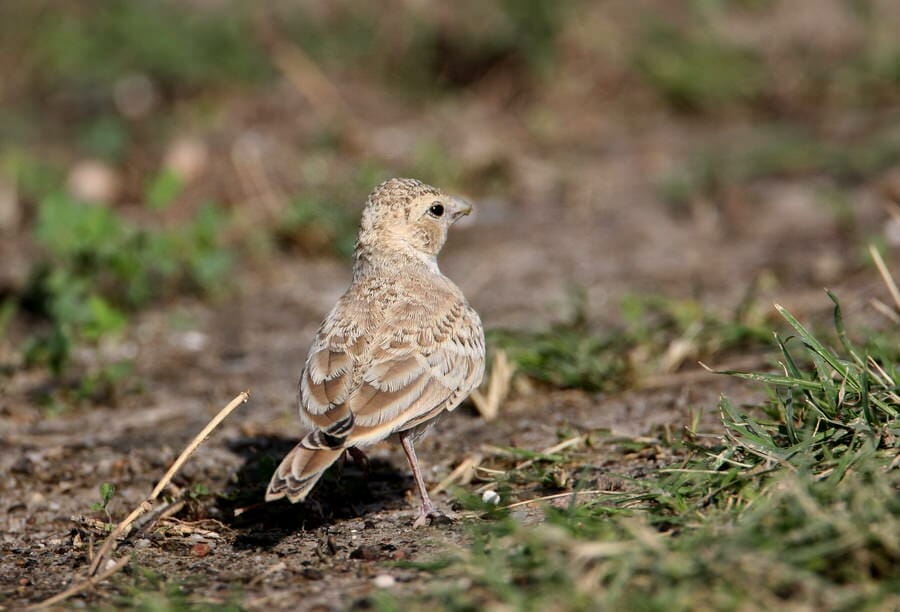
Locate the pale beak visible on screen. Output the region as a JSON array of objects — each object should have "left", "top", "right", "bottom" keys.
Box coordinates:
[{"left": 452, "top": 197, "right": 473, "bottom": 219}]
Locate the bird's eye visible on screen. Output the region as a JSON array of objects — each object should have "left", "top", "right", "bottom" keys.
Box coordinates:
[{"left": 428, "top": 203, "right": 444, "bottom": 217}]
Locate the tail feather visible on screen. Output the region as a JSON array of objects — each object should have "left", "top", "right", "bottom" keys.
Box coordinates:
[{"left": 266, "top": 442, "right": 343, "bottom": 503}]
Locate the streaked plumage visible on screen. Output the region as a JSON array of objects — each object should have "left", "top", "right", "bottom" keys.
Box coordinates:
[{"left": 266, "top": 178, "right": 485, "bottom": 526}]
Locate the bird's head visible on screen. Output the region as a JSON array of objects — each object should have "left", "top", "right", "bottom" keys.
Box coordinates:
[{"left": 357, "top": 178, "right": 472, "bottom": 264}]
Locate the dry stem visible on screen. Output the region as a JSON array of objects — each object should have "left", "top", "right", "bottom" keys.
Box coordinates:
[
  {"left": 32, "top": 391, "right": 250, "bottom": 608},
  {"left": 28, "top": 556, "right": 129, "bottom": 610},
  {"left": 869, "top": 244, "right": 900, "bottom": 311}
]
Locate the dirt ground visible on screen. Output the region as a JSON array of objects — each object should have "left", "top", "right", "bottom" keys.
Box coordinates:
[
  {"left": 1, "top": 2, "right": 898, "bottom": 605},
  {"left": 1, "top": 149, "right": 887, "bottom": 609}
]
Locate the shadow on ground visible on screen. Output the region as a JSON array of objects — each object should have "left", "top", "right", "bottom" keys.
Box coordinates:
[{"left": 217, "top": 436, "right": 412, "bottom": 549}]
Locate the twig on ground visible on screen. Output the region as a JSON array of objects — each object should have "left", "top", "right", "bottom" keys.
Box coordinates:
[
  {"left": 641, "top": 355, "right": 770, "bottom": 390},
  {"left": 430, "top": 455, "right": 482, "bottom": 497},
  {"left": 500, "top": 489, "right": 619, "bottom": 511},
  {"left": 133, "top": 498, "right": 186, "bottom": 534},
  {"left": 476, "top": 435, "right": 588, "bottom": 493},
  {"left": 515, "top": 435, "right": 587, "bottom": 472},
  {"left": 155, "top": 520, "right": 224, "bottom": 540},
  {"left": 28, "top": 556, "right": 129, "bottom": 610},
  {"left": 31, "top": 391, "right": 250, "bottom": 609}
]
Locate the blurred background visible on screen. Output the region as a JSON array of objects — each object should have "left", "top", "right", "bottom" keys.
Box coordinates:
[{"left": 1, "top": 0, "right": 899, "bottom": 403}]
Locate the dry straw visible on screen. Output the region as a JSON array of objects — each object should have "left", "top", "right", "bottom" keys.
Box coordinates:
[{"left": 30, "top": 391, "right": 250, "bottom": 610}]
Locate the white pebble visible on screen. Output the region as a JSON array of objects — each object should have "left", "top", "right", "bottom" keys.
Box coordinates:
[
  {"left": 482, "top": 490, "right": 501, "bottom": 505},
  {"left": 373, "top": 574, "right": 395, "bottom": 588}
]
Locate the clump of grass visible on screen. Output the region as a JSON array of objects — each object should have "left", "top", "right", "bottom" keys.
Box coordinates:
[
  {"left": 489, "top": 325, "right": 631, "bottom": 392},
  {"left": 18, "top": 194, "right": 231, "bottom": 376},
  {"left": 489, "top": 293, "right": 769, "bottom": 392},
  {"left": 396, "top": 293, "right": 899, "bottom": 610},
  {"left": 113, "top": 565, "right": 242, "bottom": 612},
  {"left": 30, "top": 0, "right": 272, "bottom": 92},
  {"left": 658, "top": 128, "right": 900, "bottom": 208},
  {"left": 635, "top": 22, "right": 763, "bottom": 112}
]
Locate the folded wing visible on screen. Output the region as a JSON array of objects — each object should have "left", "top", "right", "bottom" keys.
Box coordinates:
[{"left": 298, "top": 291, "right": 485, "bottom": 447}]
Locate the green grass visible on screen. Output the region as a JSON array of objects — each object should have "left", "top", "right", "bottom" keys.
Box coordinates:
[
  {"left": 490, "top": 293, "right": 770, "bottom": 391},
  {"left": 635, "top": 22, "right": 764, "bottom": 112},
  {"left": 109, "top": 565, "right": 243, "bottom": 612},
  {"left": 389, "top": 293, "right": 900, "bottom": 610},
  {"left": 658, "top": 127, "right": 900, "bottom": 209},
  {"left": 28, "top": 0, "right": 271, "bottom": 92},
  {"left": 16, "top": 193, "right": 231, "bottom": 380}
]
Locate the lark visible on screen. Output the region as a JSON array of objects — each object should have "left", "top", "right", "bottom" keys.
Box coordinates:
[{"left": 266, "top": 178, "right": 485, "bottom": 526}]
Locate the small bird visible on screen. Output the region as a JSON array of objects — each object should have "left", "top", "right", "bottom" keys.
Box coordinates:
[{"left": 266, "top": 178, "right": 485, "bottom": 526}]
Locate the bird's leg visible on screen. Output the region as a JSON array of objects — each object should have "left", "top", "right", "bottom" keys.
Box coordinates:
[
  {"left": 346, "top": 447, "right": 370, "bottom": 475},
  {"left": 399, "top": 431, "right": 446, "bottom": 527}
]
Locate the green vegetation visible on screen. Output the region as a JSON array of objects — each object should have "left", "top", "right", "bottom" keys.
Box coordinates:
[
  {"left": 27, "top": 1, "right": 271, "bottom": 92},
  {"left": 114, "top": 566, "right": 242, "bottom": 612},
  {"left": 659, "top": 128, "right": 900, "bottom": 208},
  {"left": 90, "top": 483, "right": 117, "bottom": 522},
  {"left": 389, "top": 294, "right": 899, "bottom": 610},
  {"left": 635, "top": 23, "right": 763, "bottom": 111},
  {"left": 490, "top": 293, "right": 770, "bottom": 391},
  {"left": 17, "top": 193, "right": 230, "bottom": 380}
]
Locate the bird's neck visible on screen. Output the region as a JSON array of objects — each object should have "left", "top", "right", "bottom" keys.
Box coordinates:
[{"left": 353, "top": 243, "right": 440, "bottom": 280}]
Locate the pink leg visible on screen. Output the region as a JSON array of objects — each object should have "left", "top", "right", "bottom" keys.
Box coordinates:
[{"left": 399, "top": 431, "right": 439, "bottom": 527}]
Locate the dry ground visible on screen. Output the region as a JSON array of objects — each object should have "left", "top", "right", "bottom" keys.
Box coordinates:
[{"left": 1, "top": 164, "right": 888, "bottom": 608}]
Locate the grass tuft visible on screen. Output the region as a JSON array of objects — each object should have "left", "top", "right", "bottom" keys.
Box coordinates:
[{"left": 394, "top": 293, "right": 899, "bottom": 610}]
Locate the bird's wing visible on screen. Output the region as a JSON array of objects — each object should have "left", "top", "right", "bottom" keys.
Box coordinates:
[
  {"left": 296, "top": 293, "right": 370, "bottom": 444},
  {"left": 298, "top": 290, "right": 484, "bottom": 448},
  {"left": 346, "top": 297, "right": 485, "bottom": 444}
]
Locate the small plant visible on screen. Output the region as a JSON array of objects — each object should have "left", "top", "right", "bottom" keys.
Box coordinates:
[
  {"left": 19, "top": 194, "right": 232, "bottom": 377},
  {"left": 490, "top": 292, "right": 769, "bottom": 392},
  {"left": 189, "top": 483, "right": 211, "bottom": 500},
  {"left": 90, "top": 482, "right": 117, "bottom": 522}
]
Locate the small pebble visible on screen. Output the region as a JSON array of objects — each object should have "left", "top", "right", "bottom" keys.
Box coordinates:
[
  {"left": 191, "top": 543, "right": 211, "bottom": 557},
  {"left": 350, "top": 545, "right": 379, "bottom": 561},
  {"left": 482, "top": 490, "right": 501, "bottom": 505},
  {"left": 373, "top": 574, "right": 395, "bottom": 588}
]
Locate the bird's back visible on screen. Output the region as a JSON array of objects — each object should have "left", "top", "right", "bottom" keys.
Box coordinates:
[{"left": 298, "top": 268, "right": 485, "bottom": 447}]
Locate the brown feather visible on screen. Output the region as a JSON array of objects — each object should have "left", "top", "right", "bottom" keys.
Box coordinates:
[{"left": 266, "top": 178, "right": 485, "bottom": 508}]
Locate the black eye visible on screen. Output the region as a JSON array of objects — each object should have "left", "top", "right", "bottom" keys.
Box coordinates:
[{"left": 428, "top": 203, "right": 444, "bottom": 217}]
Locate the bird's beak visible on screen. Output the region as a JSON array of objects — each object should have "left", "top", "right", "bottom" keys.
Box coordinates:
[{"left": 451, "top": 197, "right": 473, "bottom": 219}]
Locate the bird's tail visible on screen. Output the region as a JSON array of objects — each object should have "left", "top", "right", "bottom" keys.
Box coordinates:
[{"left": 265, "top": 438, "right": 343, "bottom": 503}]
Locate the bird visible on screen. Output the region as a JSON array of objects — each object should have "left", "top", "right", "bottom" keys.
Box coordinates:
[{"left": 266, "top": 178, "right": 485, "bottom": 527}]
